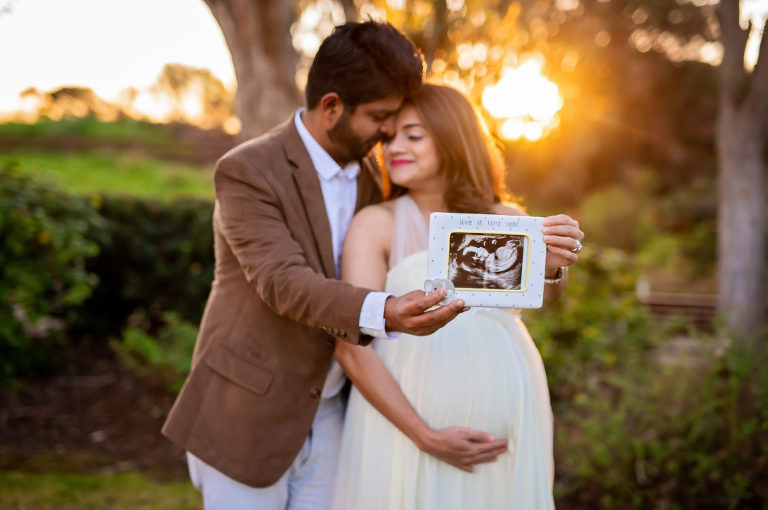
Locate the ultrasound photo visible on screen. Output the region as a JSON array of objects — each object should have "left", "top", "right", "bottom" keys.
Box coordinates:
[{"left": 447, "top": 233, "right": 525, "bottom": 290}]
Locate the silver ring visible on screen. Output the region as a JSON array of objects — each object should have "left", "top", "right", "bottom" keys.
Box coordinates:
[{"left": 571, "top": 240, "right": 583, "bottom": 254}]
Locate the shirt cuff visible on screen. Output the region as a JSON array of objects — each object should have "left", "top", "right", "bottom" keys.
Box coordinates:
[{"left": 359, "top": 291, "right": 399, "bottom": 339}]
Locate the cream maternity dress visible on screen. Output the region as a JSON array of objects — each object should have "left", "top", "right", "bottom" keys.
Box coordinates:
[{"left": 333, "top": 195, "right": 555, "bottom": 510}]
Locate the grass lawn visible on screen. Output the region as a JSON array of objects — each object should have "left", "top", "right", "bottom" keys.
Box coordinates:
[
  {"left": 0, "top": 118, "right": 177, "bottom": 146},
  {"left": 0, "top": 472, "right": 202, "bottom": 510},
  {"left": 1, "top": 151, "right": 214, "bottom": 200}
]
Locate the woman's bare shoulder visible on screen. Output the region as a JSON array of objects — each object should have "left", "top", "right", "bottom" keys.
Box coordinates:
[
  {"left": 343, "top": 200, "right": 396, "bottom": 271},
  {"left": 491, "top": 201, "right": 527, "bottom": 216},
  {"left": 352, "top": 200, "right": 396, "bottom": 225},
  {"left": 346, "top": 201, "right": 395, "bottom": 243}
]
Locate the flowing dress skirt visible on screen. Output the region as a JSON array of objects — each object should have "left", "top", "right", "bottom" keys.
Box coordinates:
[{"left": 332, "top": 251, "right": 555, "bottom": 510}]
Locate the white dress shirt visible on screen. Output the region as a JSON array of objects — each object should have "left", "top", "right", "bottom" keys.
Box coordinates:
[{"left": 294, "top": 110, "right": 393, "bottom": 398}]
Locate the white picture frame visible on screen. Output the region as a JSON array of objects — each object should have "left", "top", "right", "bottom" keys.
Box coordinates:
[{"left": 426, "top": 212, "right": 547, "bottom": 308}]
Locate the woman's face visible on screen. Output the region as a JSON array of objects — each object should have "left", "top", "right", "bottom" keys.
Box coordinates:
[{"left": 382, "top": 104, "right": 442, "bottom": 191}]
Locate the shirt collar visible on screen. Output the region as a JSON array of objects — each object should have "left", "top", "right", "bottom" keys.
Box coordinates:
[{"left": 294, "top": 109, "right": 360, "bottom": 181}]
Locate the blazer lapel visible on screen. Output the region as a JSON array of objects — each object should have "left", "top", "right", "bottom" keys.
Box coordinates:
[{"left": 279, "top": 117, "right": 337, "bottom": 279}]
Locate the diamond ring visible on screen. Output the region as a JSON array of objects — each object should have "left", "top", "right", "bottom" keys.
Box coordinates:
[{"left": 571, "top": 240, "right": 583, "bottom": 254}]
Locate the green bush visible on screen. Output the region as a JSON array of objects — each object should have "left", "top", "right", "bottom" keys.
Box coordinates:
[
  {"left": 0, "top": 158, "right": 212, "bottom": 380},
  {"left": 525, "top": 246, "right": 654, "bottom": 392},
  {"left": 580, "top": 184, "right": 655, "bottom": 253},
  {"left": 578, "top": 173, "right": 717, "bottom": 287},
  {"left": 526, "top": 247, "right": 767, "bottom": 507},
  {"left": 111, "top": 312, "right": 198, "bottom": 392},
  {"left": 71, "top": 196, "right": 214, "bottom": 337},
  {"left": 555, "top": 339, "right": 768, "bottom": 509},
  {"left": 0, "top": 160, "right": 102, "bottom": 380}
]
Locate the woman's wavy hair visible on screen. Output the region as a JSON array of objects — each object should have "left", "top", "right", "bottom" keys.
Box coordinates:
[{"left": 404, "top": 82, "right": 510, "bottom": 213}]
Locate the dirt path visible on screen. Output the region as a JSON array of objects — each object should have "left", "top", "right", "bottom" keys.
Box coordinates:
[{"left": 0, "top": 340, "right": 187, "bottom": 481}]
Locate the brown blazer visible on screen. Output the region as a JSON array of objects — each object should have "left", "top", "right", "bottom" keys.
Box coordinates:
[{"left": 162, "top": 114, "right": 384, "bottom": 487}]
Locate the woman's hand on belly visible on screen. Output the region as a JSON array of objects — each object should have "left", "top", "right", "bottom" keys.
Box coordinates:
[{"left": 416, "top": 426, "right": 509, "bottom": 473}]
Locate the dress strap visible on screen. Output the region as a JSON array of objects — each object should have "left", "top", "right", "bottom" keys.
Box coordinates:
[{"left": 388, "top": 195, "right": 429, "bottom": 270}]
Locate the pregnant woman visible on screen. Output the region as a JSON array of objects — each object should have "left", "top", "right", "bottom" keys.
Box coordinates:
[{"left": 331, "top": 83, "right": 584, "bottom": 509}]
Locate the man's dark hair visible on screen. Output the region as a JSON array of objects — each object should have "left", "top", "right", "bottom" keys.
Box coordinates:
[{"left": 305, "top": 20, "right": 425, "bottom": 109}]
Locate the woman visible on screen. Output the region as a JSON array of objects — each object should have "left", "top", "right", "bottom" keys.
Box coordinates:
[{"left": 332, "top": 83, "right": 583, "bottom": 509}]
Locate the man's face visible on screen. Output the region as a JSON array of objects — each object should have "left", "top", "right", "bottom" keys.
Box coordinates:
[{"left": 327, "top": 94, "right": 403, "bottom": 163}]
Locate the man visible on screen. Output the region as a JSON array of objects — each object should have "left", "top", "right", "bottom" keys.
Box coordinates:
[{"left": 162, "top": 21, "right": 504, "bottom": 510}]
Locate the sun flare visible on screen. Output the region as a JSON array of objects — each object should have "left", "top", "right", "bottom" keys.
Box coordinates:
[{"left": 481, "top": 59, "right": 563, "bottom": 141}]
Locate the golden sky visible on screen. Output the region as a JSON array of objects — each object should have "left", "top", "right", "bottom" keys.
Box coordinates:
[
  {"left": 0, "top": 0, "right": 234, "bottom": 115},
  {"left": 0, "top": 0, "right": 764, "bottom": 123}
]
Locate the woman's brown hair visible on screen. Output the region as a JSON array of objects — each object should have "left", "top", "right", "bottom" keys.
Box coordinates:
[{"left": 405, "top": 82, "right": 508, "bottom": 213}]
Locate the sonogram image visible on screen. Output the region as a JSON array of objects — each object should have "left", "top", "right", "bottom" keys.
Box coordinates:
[{"left": 447, "top": 233, "right": 524, "bottom": 290}]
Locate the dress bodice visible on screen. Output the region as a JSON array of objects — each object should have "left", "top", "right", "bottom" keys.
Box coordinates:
[
  {"left": 388, "top": 194, "right": 429, "bottom": 270},
  {"left": 384, "top": 195, "right": 430, "bottom": 296}
]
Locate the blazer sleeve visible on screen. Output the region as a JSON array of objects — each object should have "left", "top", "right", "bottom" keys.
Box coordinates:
[{"left": 213, "top": 154, "right": 374, "bottom": 345}]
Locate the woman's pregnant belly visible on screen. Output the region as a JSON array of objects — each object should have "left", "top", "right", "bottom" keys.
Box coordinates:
[{"left": 374, "top": 309, "right": 531, "bottom": 440}]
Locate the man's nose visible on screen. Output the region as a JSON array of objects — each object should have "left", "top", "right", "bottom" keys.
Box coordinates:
[{"left": 379, "top": 116, "right": 396, "bottom": 138}]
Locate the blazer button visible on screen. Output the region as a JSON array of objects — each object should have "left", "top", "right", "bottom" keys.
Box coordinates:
[
  {"left": 309, "top": 386, "right": 321, "bottom": 398},
  {"left": 337, "top": 330, "right": 347, "bottom": 338}
]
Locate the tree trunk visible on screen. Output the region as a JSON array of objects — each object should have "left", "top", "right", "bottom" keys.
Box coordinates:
[
  {"left": 717, "top": 111, "right": 766, "bottom": 337},
  {"left": 422, "top": 0, "right": 448, "bottom": 69},
  {"left": 204, "top": 0, "right": 301, "bottom": 140},
  {"left": 716, "top": 1, "right": 768, "bottom": 340},
  {"left": 338, "top": 0, "right": 356, "bottom": 22}
]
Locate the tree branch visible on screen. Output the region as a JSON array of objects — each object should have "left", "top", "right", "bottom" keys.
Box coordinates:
[
  {"left": 745, "top": 18, "right": 768, "bottom": 129},
  {"left": 716, "top": 0, "right": 749, "bottom": 106},
  {"left": 338, "top": 0, "right": 356, "bottom": 22},
  {"left": 422, "top": 0, "right": 447, "bottom": 68}
]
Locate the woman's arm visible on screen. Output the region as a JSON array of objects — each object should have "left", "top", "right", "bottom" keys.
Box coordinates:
[{"left": 336, "top": 205, "right": 508, "bottom": 472}]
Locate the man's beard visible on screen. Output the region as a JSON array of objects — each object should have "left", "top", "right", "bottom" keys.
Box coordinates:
[{"left": 327, "top": 109, "right": 381, "bottom": 163}]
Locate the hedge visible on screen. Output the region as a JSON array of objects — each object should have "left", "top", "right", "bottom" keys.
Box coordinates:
[
  {"left": 1, "top": 161, "right": 213, "bottom": 380},
  {"left": 0, "top": 161, "right": 102, "bottom": 379},
  {"left": 72, "top": 196, "right": 214, "bottom": 337}
]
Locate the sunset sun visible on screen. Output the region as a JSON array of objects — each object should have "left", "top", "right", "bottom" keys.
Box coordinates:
[{"left": 481, "top": 59, "right": 563, "bottom": 142}]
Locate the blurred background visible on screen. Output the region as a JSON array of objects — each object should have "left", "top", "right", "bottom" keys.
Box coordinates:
[{"left": 0, "top": 0, "right": 766, "bottom": 508}]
